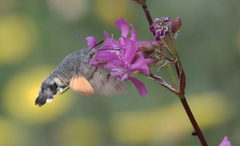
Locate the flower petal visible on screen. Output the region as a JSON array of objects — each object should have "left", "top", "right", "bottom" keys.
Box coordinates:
[
  {"left": 130, "top": 24, "right": 137, "bottom": 41},
  {"left": 105, "top": 61, "right": 127, "bottom": 80},
  {"left": 94, "top": 51, "right": 119, "bottom": 62},
  {"left": 90, "top": 49, "right": 119, "bottom": 68},
  {"left": 105, "top": 61, "right": 117, "bottom": 70},
  {"left": 115, "top": 17, "right": 129, "bottom": 38},
  {"left": 129, "top": 77, "right": 148, "bottom": 97},
  {"left": 85, "top": 36, "right": 98, "bottom": 49},
  {"left": 163, "top": 16, "right": 170, "bottom": 23},
  {"left": 100, "top": 38, "right": 120, "bottom": 50},
  {"left": 122, "top": 37, "right": 137, "bottom": 63},
  {"left": 103, "top": 31, "right": 109, "bottom": 39},
  {"left": 130, "top": 55, "right": 150, "bottom": 75},
  {"left": 219, "top": 136, "right": 231, "bottom": 146}
]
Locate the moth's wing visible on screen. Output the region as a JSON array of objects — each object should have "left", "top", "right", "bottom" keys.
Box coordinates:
[
  {"left": 69, "top": 76, "right": 95, "bottom": 95},
  {"left": 69, "top": 64, "right": 128, "bottom": 96}
]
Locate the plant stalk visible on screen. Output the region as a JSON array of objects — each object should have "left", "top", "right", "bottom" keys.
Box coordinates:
[{"left": 178, "top": 94, "right": 208, "bottom": 146}]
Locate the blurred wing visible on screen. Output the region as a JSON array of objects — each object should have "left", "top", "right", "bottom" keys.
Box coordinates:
[{"left": 69, "top": 64, "right": 128, "bottom": 96}]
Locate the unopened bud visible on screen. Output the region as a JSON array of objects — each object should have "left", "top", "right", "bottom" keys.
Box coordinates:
[{"left": 170, "top": 17, "right": 182, "bottom": 34}]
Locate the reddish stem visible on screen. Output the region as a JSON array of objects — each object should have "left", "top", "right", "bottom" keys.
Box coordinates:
[
  {"left": 180, "top": 95, "right": 208, "bottom": 146},
  {"left": 141, "top": 2, "right": 160, "bottom": 41}
]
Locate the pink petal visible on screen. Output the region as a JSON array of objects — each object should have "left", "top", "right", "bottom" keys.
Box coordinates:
[
  {"left": 105, "top": 61, "right": 126, "bottom": 80},
  {"left": 122, "top": 37, "right": 137, "bottom": 63},
  {"left": 100, "top": 38, "right": 119, "bottom": 50},
  {"left": 105, "top": 61, "right": 117, "bottom": 70},
  {"left": 90, "top": 51, "right": 119, "bottom": 68},
  {"left": 163, "top": 16, "right": 170, "bottom": 22},
  {"left": 89, "top": 59, "right": 105, "bottom": 69},
  {"left": 121, "top": 73, "right": 129, "bottom": 81},
  {"left": 103, "top": 31, "right": 109, "bottom": 39},
  {"left": 95, "top": 51, "right": 119, "bottom": 61},
  {"left": 115, "top": 17, "right": 129, "bottom": 38},
  {"left": 219, "top": 136, "right": 231, "bottom": 146},
  {"left": 130, "top": 24, "right": 137, "bottom": 41},
  {"left": 130, "top": 55, "right": 150, "bottom": 75},
  {"left": 129, "top": 77, "right": 148, "bottom": 97},
  {"left": 85, "top": 36, "right": 98, "bottom": 49}
]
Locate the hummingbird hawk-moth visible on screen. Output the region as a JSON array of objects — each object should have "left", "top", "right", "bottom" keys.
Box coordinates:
[{"left": 35, "top": 40, "right": 128, "bottom": 107}]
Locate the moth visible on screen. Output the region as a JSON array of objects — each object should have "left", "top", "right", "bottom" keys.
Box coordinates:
[{"left": 36, "top": 38, "right": 128, "bottom": 107}]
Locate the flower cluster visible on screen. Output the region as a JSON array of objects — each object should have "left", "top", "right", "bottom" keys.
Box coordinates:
[
  {"left": 86, "top": 18, "right": 162, "bottom": 97},
  {"left": 150, "top": 17, "right": 171, "bottom": 39}
]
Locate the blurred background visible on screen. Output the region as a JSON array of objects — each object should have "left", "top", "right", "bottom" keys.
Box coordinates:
[{"left": 0, "top": 0, "right": 239, "bottom": 145}]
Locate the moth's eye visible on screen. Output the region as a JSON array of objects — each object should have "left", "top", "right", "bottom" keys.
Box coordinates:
[{"left": 89, "top": 53, "right": 94, "bottom": 58}]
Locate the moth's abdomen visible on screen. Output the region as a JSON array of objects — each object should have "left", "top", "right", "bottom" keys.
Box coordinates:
[
  {"left": 35, "top": 82, "right": 58, "bottom": 106},
  {"left": 35, "top": 74, "right": 68, "bottom": 107},
  {"left": 35, "top": 89, "right": 55, "bottom": 106}
]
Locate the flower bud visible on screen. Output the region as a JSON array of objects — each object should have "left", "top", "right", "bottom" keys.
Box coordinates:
[{"left": 170, "top": 17, "right": 182, "bottom": 34}]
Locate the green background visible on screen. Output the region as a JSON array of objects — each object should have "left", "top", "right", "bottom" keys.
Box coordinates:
[{"left": 0, "top": 0, "right": 239, "bottom": 145}]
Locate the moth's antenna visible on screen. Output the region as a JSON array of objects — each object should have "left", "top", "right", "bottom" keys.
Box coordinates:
[{"left": 76, "top": 30, "right": 86, "bottom": 48}]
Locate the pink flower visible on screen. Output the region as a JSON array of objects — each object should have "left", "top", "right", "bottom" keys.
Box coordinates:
[
  {"left": 88, "top": 18, "right": 152, "bottom": 97},
  {"left": 219, "top": 136, "right": 231, "bottom": 146}
]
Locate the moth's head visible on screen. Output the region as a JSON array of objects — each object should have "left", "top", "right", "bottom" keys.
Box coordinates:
[
  {"left": 88, "top": 48, "right": 97, "bottom": 59},
  {"left": 35, "top": 82, "right": 59, "bottom": 106},
  {"left": 88, "top": 40, "right": 104, "bottom": 59}
]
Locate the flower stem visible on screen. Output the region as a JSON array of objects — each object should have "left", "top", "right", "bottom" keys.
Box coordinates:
[
  {"left": 141, "top": 2, "right": 179, "bottom": 90},
  {"left": 141, "top": 2, "right": 155, "bottom": 35},
  {"left": 178, "top": 94, "right": 208, "bottom": 146}
]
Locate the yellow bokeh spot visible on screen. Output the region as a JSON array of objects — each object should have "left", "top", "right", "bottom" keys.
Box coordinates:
[
  {"left": 55, "top": 118, "right": 103, "bottom": 146},
  {"left": 110, "top": 92, "right": 232, "bottom": 144},
  {"left": 110, "top": 111, "right": 156, "bottom": 144},
  {"left": 0, "top": 118, "right": 29, "bottom": 145},
  {"left": 154, "top": 92, "right": 231, "bottom": 142},
  {"left": 95, "top": 0, "right": 135, "bottom": 26},
  {"left": 0, "top": 13, "right": 38, "bottom": 65},
  {"left": 187, "top": 92, "right": 231, "bottom": 127},
  {"left": 3, "top": 66, "right": 75, "bottom": 125}
]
